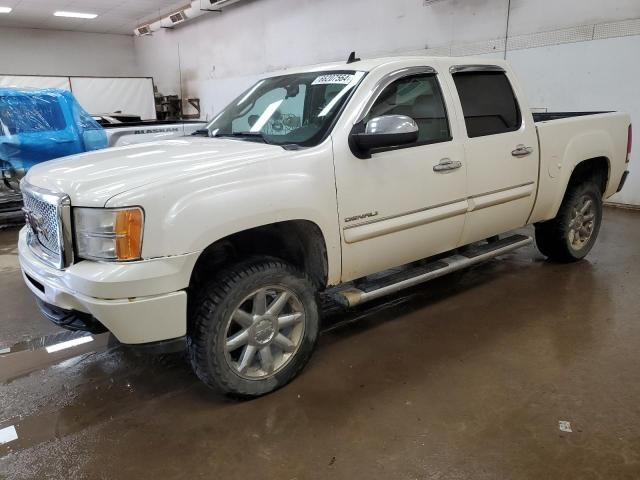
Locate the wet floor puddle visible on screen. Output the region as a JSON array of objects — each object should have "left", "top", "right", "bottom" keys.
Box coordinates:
[
  {"left": 0, "top": 290, "right": 423, "bottom": 459},
  {"left": 0, "top": 331, "right": 113, "bottom": 384},
  {"left": 0, "top": 331, "right": 194, "bottom": 458}
]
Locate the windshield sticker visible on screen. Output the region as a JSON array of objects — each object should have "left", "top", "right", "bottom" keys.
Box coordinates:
[{"left": 312, "top": 74, "right": 355, "bottom": 85}]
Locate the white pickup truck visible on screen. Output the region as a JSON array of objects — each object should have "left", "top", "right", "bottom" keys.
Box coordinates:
[{"left": 17, "top": 56, "right": 631, "bottom": 397}]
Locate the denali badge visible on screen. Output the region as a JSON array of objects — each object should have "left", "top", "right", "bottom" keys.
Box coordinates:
[{"left": 344, "top": 211, "right": 379, "bottom": 223}]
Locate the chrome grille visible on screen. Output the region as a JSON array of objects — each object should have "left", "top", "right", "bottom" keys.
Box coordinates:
[
  {"left": 21, "top": 181, "right": 72, "bottom": 269},
  {"left": 22, "top": 189, "right": 61, "bottom": 254}
]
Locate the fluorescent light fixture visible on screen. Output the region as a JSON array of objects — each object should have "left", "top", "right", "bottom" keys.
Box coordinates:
[
  {"left": 54, "top": 11, "right": 98, "bottom": 19},
  {"left": 46, "top": 336, "right": 94, "bottom": 353},
  {"left": 0, "top": 7, "right": 12, "bottom": 13}
]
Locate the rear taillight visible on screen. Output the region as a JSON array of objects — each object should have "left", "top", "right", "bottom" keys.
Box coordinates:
[{"left": 627, "top": 124, "right": 632, "bottom": 163}]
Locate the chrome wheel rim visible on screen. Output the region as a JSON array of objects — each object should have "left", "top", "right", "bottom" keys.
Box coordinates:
[
  {"left": 568, "top": 194, "right": 596, "bottom": 251},
  {"left": 223, "top": 286, "right": 305, "bottom": 380}
]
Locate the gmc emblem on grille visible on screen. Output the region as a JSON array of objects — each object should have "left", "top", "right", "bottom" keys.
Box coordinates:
[{"left": 22, "top": 208, "right": 50, "bottom": 242}]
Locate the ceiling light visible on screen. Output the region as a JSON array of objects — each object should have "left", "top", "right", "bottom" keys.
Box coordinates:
[
  {"left": 54, "top": 11, "right": 98, "bottom": 19},
  {"left": 0, "top": 7, "right": 12, "bottom": 13}
]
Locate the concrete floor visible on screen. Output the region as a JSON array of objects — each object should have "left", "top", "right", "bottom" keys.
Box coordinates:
[{"left": 1, "top": 207, "right": 639, "bottom": 479}]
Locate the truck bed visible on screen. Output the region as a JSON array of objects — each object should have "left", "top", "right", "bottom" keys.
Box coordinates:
[
  {"left": 529, "top": 110, "right": 629, "bottom": 225},
  {"left": 533, "top": 111, "right": 612, "bottom": 122}
]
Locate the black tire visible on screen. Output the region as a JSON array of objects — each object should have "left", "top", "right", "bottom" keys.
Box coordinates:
[
  {"left": 187, "top": 258, "right": 319, "bottom": 398},
  {"left": 535, "top": 180, "right": 603, "bottom": 262}
]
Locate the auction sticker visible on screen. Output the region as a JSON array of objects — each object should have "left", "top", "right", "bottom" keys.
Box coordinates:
[{"left": 312, "top": 74, "right": 355, "bottom": 85}]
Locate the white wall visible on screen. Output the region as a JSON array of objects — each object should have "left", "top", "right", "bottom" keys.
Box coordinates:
[
  {"left": 135, "top": 0, "right": 518, "bottom": 117},
  {"left": 0, "top": 27, "right": 139, "bottom": 77},
  {"left": 135, "top": 0, "right": 640, "bottom": 204},
  {"left": 508, "top": 36, "right": 640, "bottom": 205}
]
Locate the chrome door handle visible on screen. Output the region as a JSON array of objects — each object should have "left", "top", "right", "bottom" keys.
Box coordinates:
[
  {"left": 433, "top": 158, "right": 462, "bottom": 172},
  {"left": 512, "top": 144, "right": 533, "bottom": 157}
]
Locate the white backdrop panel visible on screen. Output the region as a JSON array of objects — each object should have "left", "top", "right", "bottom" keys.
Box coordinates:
[
  {"left": 70, "top": 77, "right": 156, "bottom": 120},
  {"left": 508, "top": 35, "right": 640, "bottom": 206},
  {"left": 0, "top": 75, "right": 71, "bottom": 90}
]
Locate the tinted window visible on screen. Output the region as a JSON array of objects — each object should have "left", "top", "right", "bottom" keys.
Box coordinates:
[
  {"left": 368, "top": 74, "right": 450, "bottom": 145},
  {"left": 452, "top": 71, "right": 521, "bottom": 137},
  {"left": 0, "top": 95, "right": 66, "bottom": 136}
]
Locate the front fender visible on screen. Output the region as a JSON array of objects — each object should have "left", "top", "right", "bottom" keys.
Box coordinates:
[{"left": 107, "top": 142, "right": 342, "bottom": 285}]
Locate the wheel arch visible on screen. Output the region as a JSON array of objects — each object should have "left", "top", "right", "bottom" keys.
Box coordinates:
[
  {"left": 567, "top": 156, "right": 610, "bottom": 194},
  {"left": 534, "top": 155, "right": 611, "bottom": 224},
  {"left": 189, "top": 219, "right": 329, "bottom": 294}
]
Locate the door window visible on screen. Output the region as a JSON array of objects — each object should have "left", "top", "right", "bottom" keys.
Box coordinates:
[
  {"left": 367, "top": 74, "right": 451, "bottom": 146},
  {"left": 452, "top": 71, "right": 521, "bottom": 138}
]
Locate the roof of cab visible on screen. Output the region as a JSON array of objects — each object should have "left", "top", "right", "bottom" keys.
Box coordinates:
[{"left": 270, "top": 55, "right": 509, "bottom": 76}]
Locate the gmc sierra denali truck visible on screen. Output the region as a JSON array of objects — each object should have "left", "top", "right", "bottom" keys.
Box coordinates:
[{"left": 17, "top": 56, "right": 631, "bottom": 397}]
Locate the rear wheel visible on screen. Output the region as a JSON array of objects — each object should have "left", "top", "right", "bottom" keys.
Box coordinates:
[
  {"left": 188, "top": 258, "right": 319, "bottom": 398},
  {"left": 535, "top": 180, "right": 603, "bottom": 262}
]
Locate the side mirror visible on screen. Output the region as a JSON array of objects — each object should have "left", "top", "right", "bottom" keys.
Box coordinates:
[{"left": 349, "top": 114, "right": 419, "bottom": 158}]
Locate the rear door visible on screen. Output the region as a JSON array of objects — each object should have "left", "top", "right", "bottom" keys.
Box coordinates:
[{"left": 447, "top": 65, "right": 539, "bottom": 245}]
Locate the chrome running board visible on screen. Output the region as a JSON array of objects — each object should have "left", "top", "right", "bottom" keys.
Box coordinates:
[{"left": 333, "top": 234, "right": 532, "bottom": 308}]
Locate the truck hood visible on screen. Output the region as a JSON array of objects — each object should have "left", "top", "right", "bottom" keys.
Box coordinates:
[{"left": 25, "top": 138, "right": 284, "bottom": 206}]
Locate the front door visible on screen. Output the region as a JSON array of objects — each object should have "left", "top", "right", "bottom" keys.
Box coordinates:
[{"left": 332, "top": 68, "right": 467, "bottom": 281}]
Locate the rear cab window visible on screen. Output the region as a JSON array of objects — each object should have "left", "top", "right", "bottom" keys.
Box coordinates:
[{"left": 451, "top": 69, "right": 521, "bottom": 138}]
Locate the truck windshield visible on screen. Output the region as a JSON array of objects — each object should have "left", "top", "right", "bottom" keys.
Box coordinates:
[
  {"left": 0, "top": 95, "right": 66, "bottom": 137},
  {"left": 205, "top": 70, "right": 365, "bottom": 147}
]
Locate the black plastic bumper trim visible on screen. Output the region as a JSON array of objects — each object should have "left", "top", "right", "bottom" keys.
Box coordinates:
[
  {"left": 36, "top": 299, "right": 108, "bottom": 334},
  {"left": 617, "top": 171, "right": 629, "bottom": 193}
]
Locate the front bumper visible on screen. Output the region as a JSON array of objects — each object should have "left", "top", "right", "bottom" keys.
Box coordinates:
[{"left": 18, "top": 227, "right": 200, "bottom": 345}]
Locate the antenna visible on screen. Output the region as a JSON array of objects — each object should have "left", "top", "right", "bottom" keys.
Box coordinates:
[{"left": 347, "top": 51, "right": 361, "bottom": 64}]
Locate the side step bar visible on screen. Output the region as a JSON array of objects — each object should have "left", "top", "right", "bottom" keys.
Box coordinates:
[{"left": 332, "top": 234, "right": 532, "bottom": 308}]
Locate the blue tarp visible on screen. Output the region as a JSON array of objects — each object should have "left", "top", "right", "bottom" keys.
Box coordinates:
[{"left": 0, "top": 87, "right": 107, "bottom": 175}]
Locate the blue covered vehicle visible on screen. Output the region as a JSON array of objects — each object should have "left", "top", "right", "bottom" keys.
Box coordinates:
[
  {"left": 0, "top": 88, "right": 107, "bottom": 222},
  {"left": 0, "top": 87, "right": 206, "bottom": 223}
]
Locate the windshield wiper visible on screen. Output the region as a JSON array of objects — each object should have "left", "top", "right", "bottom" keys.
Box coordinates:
[
  {"left": 192, "top": 129, "right": 210, "bottom": 137},
  {"left": 215, "top": 131, "right": 272, "bottom": 145}
]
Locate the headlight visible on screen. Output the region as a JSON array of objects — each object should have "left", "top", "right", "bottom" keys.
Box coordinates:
[{"left": 74, "top": 207, "right": 144, "bottom": 261}]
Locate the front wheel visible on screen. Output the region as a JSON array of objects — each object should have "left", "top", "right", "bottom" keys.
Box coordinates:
[
  {"left": 535, "top": 180, "right": 603, "bottom": 262},
  {"left": 188, "top": 258, "right": 319, "bottom": 398}
]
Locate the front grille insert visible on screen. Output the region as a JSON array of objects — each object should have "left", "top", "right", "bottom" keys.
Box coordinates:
[
  {"left": 22, "top": 189, "right": 61, "bottom": 254},
  {"left": 21, "top": 181, "right": 73, "bottom": 269}
]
